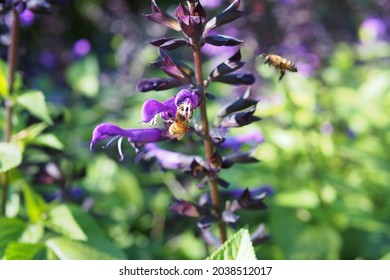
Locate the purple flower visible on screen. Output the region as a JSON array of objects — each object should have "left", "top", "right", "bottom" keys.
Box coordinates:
[
  {"left": 20, "top": 9, "right": 35, "bottom": 27},
  {"left": 359, "top": 17, "right": 387, "bottom": 42},
  {"left": 90, "top": 123, "right": 167, "bottom": 160},
  {"left": 219, "top": 130, "right": 264, "bottom": 152},
  {"left": 176, "top": 1, "right": 206, "bottom": 39},
  {"left": 73, "top": 39, "right": 91, "bottom": 57},
  {"left": 142, "top": 89, "right": 200, "bottom": 125}
]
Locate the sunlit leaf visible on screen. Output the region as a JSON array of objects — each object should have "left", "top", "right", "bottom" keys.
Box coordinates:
[
  {"left": 0, "top": 142, "right": 22, "bottom": 173},
  {"left": 0, "top": 218, "right": 26, "bottom": 257},
  {"left": 46, "top": 237, "right": 120, "bottom": 260},
  {"left": 66, "top": 55, "right": 100, "bottom": 97},
  {"left": 45, "top": 205, "right": 87, "bottom": 241},
  {"left": 206, "top": 229, "right": 256, "bottom": 260},
  {"left": 15, "top": 90, "right": 53, "bottom": 124},
  {"left": 5, "top": 242, "right": 45, "bottom": 260},
  {"left": 22, "top": 184, "right": 48, "bottom": 222},
  {"left": 31, "top": 134, "right": 64, "bottom": 150}
]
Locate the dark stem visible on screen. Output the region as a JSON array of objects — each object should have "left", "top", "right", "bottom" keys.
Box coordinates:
[
  {"left": 1, "top": 9, "right": 19, "bottom": 216},
  {"left": 192, "top": 47, "right": 227, "bottom": 244}
]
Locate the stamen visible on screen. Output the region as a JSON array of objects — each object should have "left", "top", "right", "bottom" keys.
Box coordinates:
[
  {"left": 117, "top": 137, "right": 124, "bottom": 161},
  {"left": 102, "top": 135, "right": 120, "bottom": 149}
]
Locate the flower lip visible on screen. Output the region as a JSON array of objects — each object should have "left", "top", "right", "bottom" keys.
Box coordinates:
[{"left": 90, "top": 123, "right": 167, "bottom": 151}]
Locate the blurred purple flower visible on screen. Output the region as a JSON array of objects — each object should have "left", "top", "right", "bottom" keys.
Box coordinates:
[
  {"left": 320, "top": 122, "right": 334, "bottom": 136},
  {"left": 346, "top": 128, "right": 357, "bottom": 140},
  {"left": 360, "top": 17, "right": 387, "bottom": 41},
  {"left": 219, "top": 130, "right": 264, "bottom": 152},
  {"left": 202, "top": 0, "right": 223, "bottom": 9},
  {"left": 20, "top": 9, "right": 35, "bottom": 27},
  {"left": 72, "top": 38, "right": 91, "bottom": 57},
  {"left": 39, "top": 51, "right": 56, "bottom": 69}
]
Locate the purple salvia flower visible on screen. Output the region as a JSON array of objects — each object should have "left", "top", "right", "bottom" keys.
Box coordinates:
[
  {"left": 90, "top": 123, "right": 167, "bottom": 159},
  {"left": 142, "top": 95, "right": 176, "bottom": 124}
]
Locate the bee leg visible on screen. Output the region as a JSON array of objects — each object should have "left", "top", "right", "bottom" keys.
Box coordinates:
[{"left": 279, "top": 69, "right": 285, "bottom": 81}]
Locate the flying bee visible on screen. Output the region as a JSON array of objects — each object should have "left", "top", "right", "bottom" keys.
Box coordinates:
[
  {"left": 261, "top": 53, "right": 297, "bottom": 81},
  {"left": 168, "top": 104, "right": 191, "bottom": 140}
]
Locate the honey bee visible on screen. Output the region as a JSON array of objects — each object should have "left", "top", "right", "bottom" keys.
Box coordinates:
[
  {"left": 261, "top": 54, "right": 297, "bottom": 81},
  {"left": 168, "top": 104, "right": 190, "bottom": 140}
]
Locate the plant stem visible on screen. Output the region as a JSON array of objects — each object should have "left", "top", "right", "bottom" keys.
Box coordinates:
[
  {"left": 192, "top": 47, "right": 227, "bottom": 244},
  {"left": 1, "top": 9, "right": 19, "bottom": 216}
]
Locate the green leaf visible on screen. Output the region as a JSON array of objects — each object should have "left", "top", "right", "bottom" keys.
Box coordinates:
[
  {"left": 46, "top": 237, "right": 120, "bottom": 260},
  {"left": 0, "top": 218, "right": 26, "bottom": 257},
  {"left": 31, "top": 134, "right": 64, "bottom": 150},
  {"left": 0, "top": 59, "right": 9, "bottom": 96},
  {"left": 22, "top": 183, "right": 48, "bottom": 222},
  {"left": 5, "top": 242, "right": 45, "bottom": 260},
  {"left": 380, "top": 251, "right": 390, "bottom": 260},
  {"left": 19, "top": 223, "right": 44, "bottom": 243},
  {"left": 45, "top": 205, "right": 126, "bottom": 259},
  {"left": 66, "top": 55, "right": 100, "bottom": 97},
  {"left": 45, "top": 204, "right": 87, "bottom": 241},
  {"left": 15, "top": 90, "right": 53, "bottom": 124},
  {"left": 0, "top": 59, "right": 22, "bottom": 97},
  {"left": 206, "top": 229, "right": 257, "bottom": 260},
  {"left": 0, "top": 142, "right": 22, "bottom": 173}
]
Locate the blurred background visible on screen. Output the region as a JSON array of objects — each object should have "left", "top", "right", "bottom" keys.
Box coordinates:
[{"left": 1, "top": 0, "right": 390, "bottom": 259}]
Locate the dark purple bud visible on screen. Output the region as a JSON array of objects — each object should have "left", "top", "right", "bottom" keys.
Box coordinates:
[
  {"left": 90, "top": 123, "right": 166, "bottom": 151},
  {"left": 27, "top": 0, "right": 52, "bottom": 14},
  {"left": 204, "top": 0, "right": 248, "bottom": 35},
  {"left": 222, "top": 149, "right": 260, "bottom": 168},
  {"left": 144, "top": 0, "right": 181, "bottom": 31},
  {"left": 205, "top": 35, "right": 243, "bottom": 46},
  {"left": 251, "top": 223, "right": 270, "bottom": 246},
  {"left": 212, "top": 73, "right": 255, "bottom": 85},
  {"left": 226, "top": 185, "right": 274, "bottom": 200},
  {"left": 197, "top": 214, "right": 215, "bottom": 229},
  {"left": 176, "top": 2, "right": 190, "bottom": 18},
  {"left": 209, "top": 49, "right": 244, "bottom": 80},
  {"left": 216, "top": 88, "right": 258, "bottom": 118},
  {"left": 210, "top": 128, "right": 225, "bottom": 144},
  {"left": 216, "top": 177, "right": 230, "bottom": 188},
  {"left": 233, "top": 188, "right": 268, "bottom": 211},
  {"left": 219, "top": 108, "right": 261, "bottom": 128},
  {"left": 176, "top": 2, "right": 206, "bottom": 39},
  {"left": 137, "top": 78, "right": 184, "bottom": 92},
  {"left": 150, "top": 38, "right": 188, "bottom": 50},
  {"left": 189, "top": 159, "right": 208, "bottom": 178},
  {"left": 161, "top": 55, "right": 193, "bottom": 83},
  {"left": 210, "top": 150, "right": 223, "bottom": 168},
  {"left": 170, "top": 199, "right": 204, "bottom": 217}
]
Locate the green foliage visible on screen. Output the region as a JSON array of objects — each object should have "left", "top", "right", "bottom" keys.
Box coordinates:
[
  {"left": 66, "top": 55, "right": 100, "bottom": 98},
  {"left": 206, "top": 229, "right": 257, "bottom": 260},
  {"left": 0, "top": 142, "right": 22, "bottom": 173},
  {"left": 15, "top": 90, "right": 53, "bottom": 125}
]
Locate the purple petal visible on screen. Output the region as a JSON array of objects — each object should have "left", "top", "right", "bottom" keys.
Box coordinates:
[
  {"left": 213, "top": 73, "right": 255, "bottom": 85},
  {"left": 175, "top": 89, "right": 199, "bottom": 108},
  {"left": 90, "top": 123, "right": 166, "bottom": 150},
  {"left": 142, "top": 98, "right": 176, "bottom": 123},
  {"left": 170, "top": 199, "right": 202, "bottom": 218}
]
